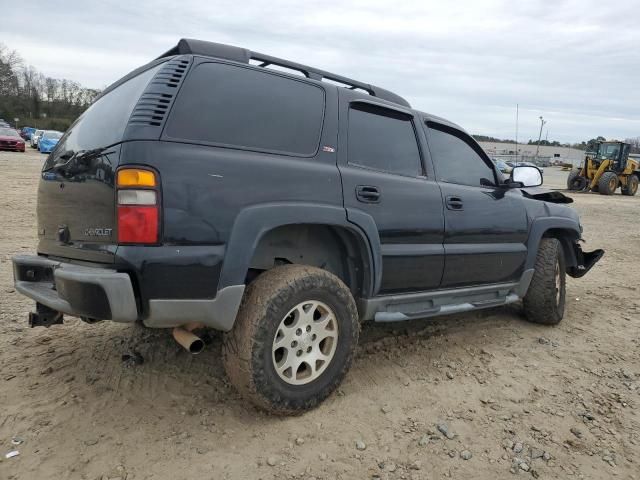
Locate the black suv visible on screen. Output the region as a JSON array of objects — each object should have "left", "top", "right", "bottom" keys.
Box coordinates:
[{"left": 13, "top": 39, "right": 603, "bottom": 414}]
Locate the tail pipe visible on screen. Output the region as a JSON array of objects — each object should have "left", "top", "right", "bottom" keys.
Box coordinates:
[{"left": 172, "top": 323, "right": 205, "bottom": 354}]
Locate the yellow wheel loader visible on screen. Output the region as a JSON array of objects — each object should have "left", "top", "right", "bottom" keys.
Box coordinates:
[{"left": 567, "top": 141, "right": 639, "bottom": 195}]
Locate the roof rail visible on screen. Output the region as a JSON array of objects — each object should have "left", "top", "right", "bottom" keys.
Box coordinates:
[{"left": 158, "top": 38, "right": 410, "bottom": 108}]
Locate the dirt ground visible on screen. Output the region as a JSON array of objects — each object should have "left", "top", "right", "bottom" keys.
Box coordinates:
[{"left": 0, "top": 149, "right": 638, "bottom": 480}]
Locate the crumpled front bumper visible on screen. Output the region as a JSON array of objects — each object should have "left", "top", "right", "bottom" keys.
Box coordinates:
[
  {"left": 567, "top": 244, "right": 604, "bottom": 278},
  {"left": 12, "top": 255, "right": 138, "bottom": 323}
]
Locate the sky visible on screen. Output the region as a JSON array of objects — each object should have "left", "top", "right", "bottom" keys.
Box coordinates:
[{"left": 2, "top": 0, "right": 639, "bottom": 143}]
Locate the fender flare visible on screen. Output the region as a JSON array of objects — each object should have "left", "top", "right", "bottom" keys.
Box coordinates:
[
  {"left": 217, "top": 202, "right": 382, "bottom": 297},
  {"left": 525, "top": 217, "right": 581, "bottom": 270}
]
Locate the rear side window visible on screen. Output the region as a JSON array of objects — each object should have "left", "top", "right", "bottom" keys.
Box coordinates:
[
  {"left": 427, "top": 123, "right": 496, "bottom": 187},
  {"left": 348, "top": 104, "right": 422, "bottom": 177},
  {"left": 165, "top": 62, "right": 325, "bottom": 156}
]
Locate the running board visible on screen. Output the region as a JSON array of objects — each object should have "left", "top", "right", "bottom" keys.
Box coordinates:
[
  {"left": 359, "top": 271, "right": 534, "bottom": 323},
  {"left": 373, "top": 294, "right": 519, "bottom": 322}
]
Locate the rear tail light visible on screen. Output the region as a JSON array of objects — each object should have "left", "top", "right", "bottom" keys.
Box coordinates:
[{"left": 116, "top": 168, "right": 160, "bottom": 244}]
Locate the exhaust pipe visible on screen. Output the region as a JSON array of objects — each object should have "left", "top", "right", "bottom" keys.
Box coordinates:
[{"left": 172, "top": 326, "right": 205, "bottom": 354}]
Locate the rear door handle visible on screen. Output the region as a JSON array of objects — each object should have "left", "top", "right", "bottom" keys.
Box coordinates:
[
  {"left": 445, "top": 195, "right": 464, "bottom": 210},
  {"left": 356, "top": 185, "right": 381, "bottom": 203}
]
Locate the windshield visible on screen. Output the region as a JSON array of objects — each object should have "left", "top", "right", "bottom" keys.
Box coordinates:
[
  {"left": 597, "top": 142, "right": 620, "bottom": 160},
  {"left": 0, "top": 128, "right": 20, "bottom": 137},
  {"left": 43, "top": 131, "right": 63, "bottom": 140}
]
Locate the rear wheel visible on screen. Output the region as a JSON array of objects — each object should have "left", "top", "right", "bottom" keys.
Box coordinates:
[
  {"left": 523, "top": 238, "right": 566, "bottom": 325},
  {"left": 222, "top": 265, "right": 359, "bottom": 414},
  {"left": 621, "top": 175, "right": 638, "bottom": 196},
  {"left": 597, "top": 171, "right": 618, "bottom": 195}
]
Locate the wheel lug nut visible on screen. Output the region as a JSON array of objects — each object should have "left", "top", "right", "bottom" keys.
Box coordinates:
[
  {"left": 311, "top": 334, "right": 317, "bottom": 340},
  {"left": 296, "top": 350, "right": 302, "bottom": 356},
  {"left": 291, "top": 341, "right": 297, "bottom": 348},
  {"left": 307, "top": 346, "right": 312, "bottom": 353},
  {"left": 306, "top": 325, "right": 311, "bottom": 332},
  {"left": 296, "top": 328, "right": 302, "bottom": 336}
]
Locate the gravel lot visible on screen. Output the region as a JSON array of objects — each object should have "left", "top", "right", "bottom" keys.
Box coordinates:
[{"left": 1, "top": 149, "right": 638, "bottom": 480}]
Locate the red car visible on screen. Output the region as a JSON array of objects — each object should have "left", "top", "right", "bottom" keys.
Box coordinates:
[{"left": 0, "top": 127, "right": 26, "bottom": 152}]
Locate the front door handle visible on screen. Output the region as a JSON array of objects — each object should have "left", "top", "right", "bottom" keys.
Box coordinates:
[
  {"left": 356, "top": 185, "right": 381, "bottom": 203},
  {"left": 445, "top": 195, "right": 464, "bottom": 210}
]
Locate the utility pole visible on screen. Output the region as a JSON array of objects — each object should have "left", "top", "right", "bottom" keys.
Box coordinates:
[
  {"left": 515, "top": 104, "right": 519, "bottom": 163},
  {"left": 535, "top": 116, "right": 546, "bottom": 160}
]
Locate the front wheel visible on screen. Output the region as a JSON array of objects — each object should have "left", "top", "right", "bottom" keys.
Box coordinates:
[
  {"left": 523, "top": 238, "right": 566, "bottom": 325},
  {"left": 597, "top": 171, "right": 618, "bottom": 195},
  {"left": 222, "top": 265, "right": 359, "bottom": 414}
]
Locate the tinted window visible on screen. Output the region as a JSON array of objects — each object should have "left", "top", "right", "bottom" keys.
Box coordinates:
[
  {"left": 44, "top": 63, "right": 162, "bottom": 170},
  {"left": 165, "top": 63, "right": 325, "bottom": 156},
  {"left": 348, "top": 105, "right": 421, "bottom": 176},
  {"left": 427, "top": 124, "right": 496, "bottom": 186}
]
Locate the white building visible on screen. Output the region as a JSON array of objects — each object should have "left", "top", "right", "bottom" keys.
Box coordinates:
[{"left": 478, "top": 141, "right": 585, "bottom": 167}]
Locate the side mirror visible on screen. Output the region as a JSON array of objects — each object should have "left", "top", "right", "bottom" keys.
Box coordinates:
[{"left": 510, "top": 165, "right": 542, "bottom": 187}]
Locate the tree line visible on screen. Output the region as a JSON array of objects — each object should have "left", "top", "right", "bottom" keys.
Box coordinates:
[{"left": 0, "top": 43, "right": 100, "bottom": 131}]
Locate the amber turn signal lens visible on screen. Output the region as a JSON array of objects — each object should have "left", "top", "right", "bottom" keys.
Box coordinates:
[{"left": 117, "top": 168, "right": 156, "bottom": 187}]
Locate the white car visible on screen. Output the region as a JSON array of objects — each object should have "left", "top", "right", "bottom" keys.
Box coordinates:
[{"left": 30, "top": 129, "right": 44, "bottom": 148}]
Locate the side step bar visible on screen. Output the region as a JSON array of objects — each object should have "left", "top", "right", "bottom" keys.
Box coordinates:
[
  {"left": 360, "top": 271, "right": 534, "bottom": 323},
  {"left": 373, "top": 294, "right": 519, "bottom": 322}
]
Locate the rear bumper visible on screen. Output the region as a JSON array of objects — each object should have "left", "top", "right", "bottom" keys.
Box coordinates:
[
  {"left": 13, "top": 255, "right": 138, "bottom": 322},
  {"left": 12, "top": 254, "right": 245, "bottom": 330}
]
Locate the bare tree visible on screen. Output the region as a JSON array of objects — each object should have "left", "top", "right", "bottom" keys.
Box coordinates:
[
  {"left": 0, "top": 43, "right": 101, "bottom": 130},
  {"left": 625, "top": 137, "right": 640, "bottom": 154}
]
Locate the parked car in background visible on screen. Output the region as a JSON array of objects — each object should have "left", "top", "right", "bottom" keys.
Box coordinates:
[
  {"left": 494, "top": 159, "right": 513, "bottom": 174},
  {"left": 30, "top": 129, "right": 44, "bottom": 148},
  {"left": 20, "top": 127, "right": 36, "bottom": 140},
  {"left": 0, "top": 127, "right": 26, "bottom": 152},
  {"left": 38, "top": 130, "right": 63, "bottom": 153}
]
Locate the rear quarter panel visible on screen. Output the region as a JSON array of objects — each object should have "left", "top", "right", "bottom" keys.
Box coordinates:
[{"left": 119, "top": 139, "right": 343, "bottom": 246}]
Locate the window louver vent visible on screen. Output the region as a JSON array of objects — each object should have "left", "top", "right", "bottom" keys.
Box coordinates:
[{"left": 128, "top": 58, "right": 190, "bottom": 127}]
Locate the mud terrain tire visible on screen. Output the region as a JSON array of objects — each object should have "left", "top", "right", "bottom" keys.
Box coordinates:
[
  {"left": 222, "top": 265, "right": 359, "bottom": 415},
  {"left": 523, "top": 238, "right": 566, "bottom": 325}
]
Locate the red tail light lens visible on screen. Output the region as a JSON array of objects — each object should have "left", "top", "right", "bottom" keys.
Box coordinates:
[
  {"left": 117, "top": 206, "right": 158, "bottom": 244},
  {"left": 116, "top": 168, "right": 160, "bottom": 245}
]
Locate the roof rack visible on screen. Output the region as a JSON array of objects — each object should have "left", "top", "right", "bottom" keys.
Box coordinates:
[{"left": 159, "top": 38, "right": 410, "bottom": 108}]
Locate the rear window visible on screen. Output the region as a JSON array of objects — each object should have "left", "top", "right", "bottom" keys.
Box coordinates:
[
  {"left": 45, "top": 63, "right": 163, "bottom": 168},
  {"left": 165, "top": 62, "right": 325, "bottom": 156}
]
